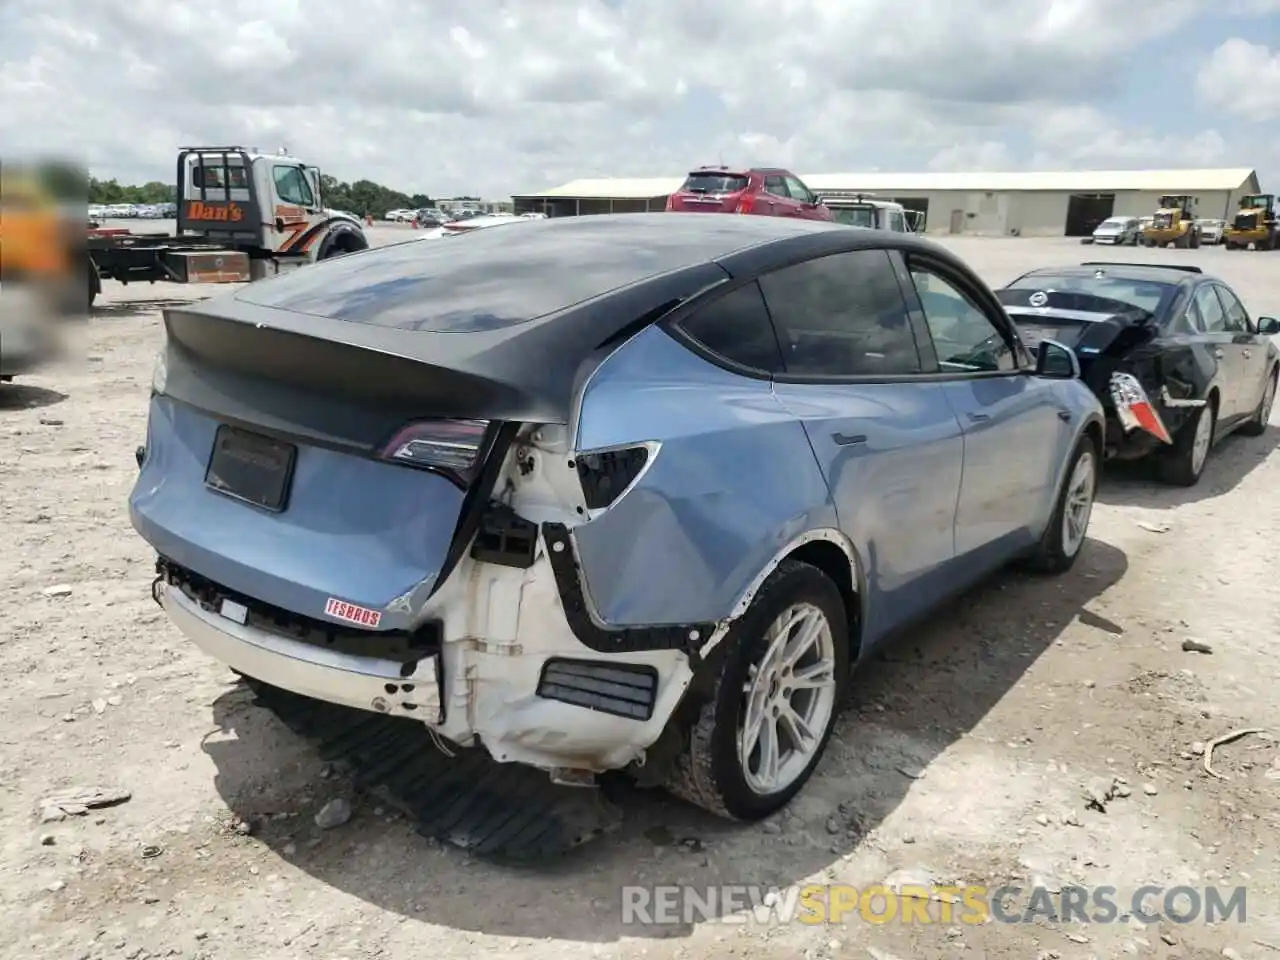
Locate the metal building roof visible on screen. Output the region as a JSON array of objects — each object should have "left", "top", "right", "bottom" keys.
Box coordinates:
[
  {"left": 802, "top": 169, "right": 1258, "bottom": 193},
  {"left": 516, "top": 168, "right": 1259, "bottom": 200}
]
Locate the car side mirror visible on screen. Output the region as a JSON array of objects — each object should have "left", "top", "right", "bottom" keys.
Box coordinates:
[
  {"left": 1258, "top": 316, "right": 1280, "bottom": 335},
  {"left": 1035, "top": 339, "right": 1080, "bottom": 379}
]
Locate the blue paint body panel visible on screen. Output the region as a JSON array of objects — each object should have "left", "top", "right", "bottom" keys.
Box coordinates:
[
  {"left": 129, "top": 395, "right": 462, "bottom": 631},
  {"left": 573, "top": 326, "right": 838, "bottom": 626},
  {"left": 770, "top": 379, "right": 964, "bottom": 645}
]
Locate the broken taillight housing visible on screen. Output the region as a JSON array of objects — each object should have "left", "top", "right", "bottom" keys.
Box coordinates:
[
  {"left": 379, "top": 418, "right": 491, "bottom": 486},
  {"left": 735, "top": 194, "right": 755, "bottom": 215},
  {"left": 575, "top": 444, "right": 654, "bottom": 510}
]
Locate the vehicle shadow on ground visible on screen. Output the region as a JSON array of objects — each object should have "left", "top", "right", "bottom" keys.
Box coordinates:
[
  {"left": 1097, "top": 425, "right": 1279, "bottom": 509},
  {"left": 203, "top": 538, "right": 1126, "bottom": 943},
  {"left": 0, "top": 383, "right": 68, "bottom": 410},
  {"left": 91, "top": 298, "right": 195, "bottom": 320}
]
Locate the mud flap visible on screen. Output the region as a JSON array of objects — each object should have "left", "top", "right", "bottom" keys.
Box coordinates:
[
  {"left": 1109, "top": 372, "right": 1173, "bottom": 444},
  {"left": 245, "top": 679, "right": 623, "bottom": 861}
]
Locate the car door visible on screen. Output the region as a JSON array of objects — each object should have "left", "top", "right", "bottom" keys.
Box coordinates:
[
  {"left": 899, "top": 254, "right": 1066, "bottom": 562},
  {"left": 760, "top": 248, "right": 966, "bottom": 644},
  {"left": 1192, "top": 283, "right": 1245, "bottom": 419},
  {"left": 1214, "top": 283, "right": 1269, "bottom": 419},
  {"left": 783, "top": 175, "right": 824, "bottom": 220},
  {"left": 759, "top": 175, "right": 790, "bottom": 217}
]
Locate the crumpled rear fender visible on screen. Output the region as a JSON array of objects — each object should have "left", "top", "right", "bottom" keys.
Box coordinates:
[{"left": 570, "top": 324, "right": 840, "bottom": 628}]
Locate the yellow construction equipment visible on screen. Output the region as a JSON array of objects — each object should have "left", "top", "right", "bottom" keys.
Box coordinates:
[
  {"left": 1140, "top": 195, "right": 1199, "bottom": 248},
  {"left": 1223, "top": 194, "right": 1277, "bottom": 250}
]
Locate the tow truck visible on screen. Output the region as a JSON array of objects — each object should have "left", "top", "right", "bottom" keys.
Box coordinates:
[
  {"left": 87, "top": 146, "right": 369, "bottom": 307},
  {"left": 815, "top": 192, "right": 922, "bottom": 232}
]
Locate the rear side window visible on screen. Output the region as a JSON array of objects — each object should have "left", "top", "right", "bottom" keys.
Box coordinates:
[
  {"left": 676, "top": 281, "right": 782, "bottom": 373},
  {"left": 1193, "top": 285, "right": 1227, "bottom": 332},
  {"left": 681, "top": 173, "right": 749, "bottom": 194},
  {"left": 758, "top": 250, "right": 921, "bottom": 377},
  {"left": 763, "top": 175, "right": 790, "bottom": 199}
]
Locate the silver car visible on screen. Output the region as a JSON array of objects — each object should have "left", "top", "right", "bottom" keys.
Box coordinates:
[
  {"left": 1197, "top": 219, "right": 1226, "bottom": 245},
  {"left": 1088, "top": 216, "right": 1140, "bottom": 246}
]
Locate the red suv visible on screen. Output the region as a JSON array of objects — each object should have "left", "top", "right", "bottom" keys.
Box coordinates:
[{"left": 665, "top": 166, "right": 833, "bottom": 220}]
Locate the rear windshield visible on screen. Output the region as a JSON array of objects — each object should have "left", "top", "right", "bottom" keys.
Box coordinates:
[
  {"left": 681, "top": 173, "right": 749, "bottom": 194},
  {"left": 831, "top": 207, "right": 877, "bottom": 228},
  {"left": 1005, "top": 274, "right": 1171, "bottom": 314},
  {"left": 234, "top": 215, "right": 750, "bottom": 332}
]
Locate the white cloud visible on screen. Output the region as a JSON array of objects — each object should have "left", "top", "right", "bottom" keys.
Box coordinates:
[
  {"left": 0, "top": 0, "right": 1267, "bottom": 195},
  {"left": 928, "top": 142, "right": 1016, "bottom": 173},
  {"left": 1196, "top": 39, "right": 1280, "bottom": 120}
]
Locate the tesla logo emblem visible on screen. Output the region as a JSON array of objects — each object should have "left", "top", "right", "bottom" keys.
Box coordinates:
[{"left": 1029, "top": 291, "right": 1048, "bottom": 307}]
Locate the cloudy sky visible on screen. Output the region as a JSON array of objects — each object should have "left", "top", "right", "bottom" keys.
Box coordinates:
[{"left": 2, "top": 0, "right": 1277, "bottom": 198}]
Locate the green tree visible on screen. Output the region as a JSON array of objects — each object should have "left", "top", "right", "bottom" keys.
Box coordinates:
[{"left": 91, "top": 172, "right": 445, "bottom": 219}]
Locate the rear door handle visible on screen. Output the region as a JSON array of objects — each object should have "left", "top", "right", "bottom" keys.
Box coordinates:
[
  {"left": 1057, "top": 408, "right": 1073, "bottom": 422},
  {"left": 1212, "top": 348, "right": 1224, "bottom": 359},
  {"left": 832, "top": 432, "right": 867, "bottom": 446},
  {"left": 967, "top": 412, "right": 990, "bottom": 423},
  {"left": 1243, "top": 349, "right": 1253, "bottom": 359}
]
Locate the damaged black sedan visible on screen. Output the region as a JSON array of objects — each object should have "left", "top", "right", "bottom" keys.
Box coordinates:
[{"left": 998, "top": 262, "right": 1280, "bottom": 486}]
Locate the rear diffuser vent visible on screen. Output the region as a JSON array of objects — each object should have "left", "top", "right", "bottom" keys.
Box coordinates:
[{"left": 536, "top": 658, "right": 658, "bottom": 721}]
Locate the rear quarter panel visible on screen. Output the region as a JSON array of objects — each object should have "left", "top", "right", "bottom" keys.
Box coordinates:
[
  {"left": 1049, "top": 378, "right": 1106, "bottom": 500},
  {"left": 571, "top": 324, "right": 837, "bottom": 626}
]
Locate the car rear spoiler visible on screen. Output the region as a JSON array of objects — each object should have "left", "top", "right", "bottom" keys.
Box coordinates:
[{"left": 1080, "top": 261, "right": 1202, "bottom": 274}]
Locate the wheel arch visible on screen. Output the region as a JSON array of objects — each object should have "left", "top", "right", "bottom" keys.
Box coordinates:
[
  {"left": 317, "top": 222, "right": 369, "bottom": 259},
  {"left": 698, "top": 527, "right": 866, "bottom": 663}
]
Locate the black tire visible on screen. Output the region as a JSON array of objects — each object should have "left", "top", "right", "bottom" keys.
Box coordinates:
[
  {"left": 1023, "top": 433, "right": 1099, "bottom": 575},
  {"left": 1238, "top": 366, "right": 1277, "bottom": 437},
  {"left": 664, "top": 559, "right": 850, "bottom": 821},
  {"left": 1159, "top": 395, "right": 1216, "bottom": 487},
  {"left": 319, "top": 228, "right": 369, "bottom": 260},
  {"left": 1189, "top": 230, "right": 1201, "bottom": 249}
]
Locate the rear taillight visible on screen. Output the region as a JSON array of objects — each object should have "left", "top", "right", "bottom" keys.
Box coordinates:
[
  {"left": 379, "top": 418, "right": 491, "bottom": 486},
  {"left": 665, "top": 194, "right": 675, "bottom": 212},
  {"left": 574, "top": 443, "right": 655, "bottom": 510},
  {"left": 735, "top": 193, "right": 754, "bottom": 214}
]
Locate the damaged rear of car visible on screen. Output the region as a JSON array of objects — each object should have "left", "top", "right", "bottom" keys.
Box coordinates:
[
  {"left": 999, "top": 262, "right": 1280, "bottom": 486},
  {"left": 131, "top": 214, "right": 882, "bottom": 846}
]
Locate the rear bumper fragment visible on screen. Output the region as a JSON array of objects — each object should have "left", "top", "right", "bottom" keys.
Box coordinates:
[{"left": 158, "top": 581, "right": 444, "bottom": 722}]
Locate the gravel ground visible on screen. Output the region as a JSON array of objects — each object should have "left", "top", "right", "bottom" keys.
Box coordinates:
[{"left": 3, "top": 232, "right": 1280, "bottom": 960}]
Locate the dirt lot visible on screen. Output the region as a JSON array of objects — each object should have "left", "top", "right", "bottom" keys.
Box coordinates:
[{"left": 3, "top": 235, "right": 1279, "bottom": 960}]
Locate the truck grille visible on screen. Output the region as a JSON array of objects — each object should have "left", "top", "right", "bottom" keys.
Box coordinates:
[{"left": 1235, "top": 213, "right": 1258, "bottom": 231}]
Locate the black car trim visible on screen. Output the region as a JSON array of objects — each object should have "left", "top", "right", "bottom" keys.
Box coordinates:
[{"left": 541, "top": 522, "right": 714, "bottom": 658}]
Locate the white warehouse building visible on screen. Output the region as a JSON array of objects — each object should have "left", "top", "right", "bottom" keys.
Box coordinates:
[{"left": 512, "top": 168, "right": 1261, "bottom": 237}]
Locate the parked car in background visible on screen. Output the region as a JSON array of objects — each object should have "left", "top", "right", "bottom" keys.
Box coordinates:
[
  {"left": 1196, "top": 219, "right": 1227, "bottom": 245},
  {"left": 1083, "top": 216, "right": 1140, "bottom": 246},
  {"left": 998, "top": 261, "right": 1279, "bottom": 486},
  {"left": 129, "top": 214, "right": 1102, "bottom": 853},
  {"left": 819, "top": 193, "right": 918, "bottom": 233},
  {"left": 384, "top": 209, "right": 415, "bottom": 222},
  {"left": 666, "top": 166, "right": 834, "bottom": 221}
]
